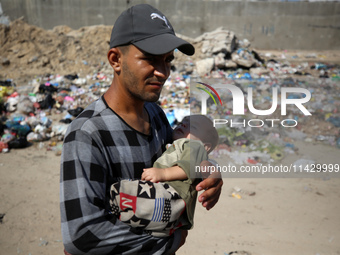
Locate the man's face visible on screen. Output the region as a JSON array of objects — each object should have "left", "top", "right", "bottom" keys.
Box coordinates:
[{"left": 120, "top": 45, "right": 174, "bottom": 102}]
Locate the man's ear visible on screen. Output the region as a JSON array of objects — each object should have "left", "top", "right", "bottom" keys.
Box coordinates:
[
  {"left": 204, "top": 143, "right": 212, "bottom": 154},
  {"left": 107, "top": 48, "right": 122, "bottom": 73}
]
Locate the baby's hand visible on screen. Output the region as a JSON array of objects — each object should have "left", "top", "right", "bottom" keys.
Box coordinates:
[{"left": 141, "top": 168, "right": 165, "bottom": 183}]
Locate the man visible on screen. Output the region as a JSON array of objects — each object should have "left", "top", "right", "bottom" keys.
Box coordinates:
[{"left": 60, "top": 4, "right": 223, "bottom": 254}]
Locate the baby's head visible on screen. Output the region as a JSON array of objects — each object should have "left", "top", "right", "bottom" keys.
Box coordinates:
[{"left": 172, "top": 115, "right": 219, "bottom": 154}]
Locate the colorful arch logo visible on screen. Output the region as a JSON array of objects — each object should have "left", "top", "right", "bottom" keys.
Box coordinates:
[{"left": 196, "top": 82, "right": 222, "bottom": 106}]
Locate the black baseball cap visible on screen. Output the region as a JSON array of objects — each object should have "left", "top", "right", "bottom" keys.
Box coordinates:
[{"left": 109, "top": 4, "right": 195, "bottom": 56}]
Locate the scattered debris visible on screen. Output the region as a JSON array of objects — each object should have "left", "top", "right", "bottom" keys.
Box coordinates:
[{"left": 0, "top": 19, "right": 339, "bottom": 166}]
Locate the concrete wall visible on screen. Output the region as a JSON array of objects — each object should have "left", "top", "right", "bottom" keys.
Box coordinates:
[{"left": 1, "top": 0, "right": 340, "bottom": 50}]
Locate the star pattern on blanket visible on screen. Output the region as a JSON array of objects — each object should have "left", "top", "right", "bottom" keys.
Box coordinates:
[
  {"left": 110, "top": 183, "right": 119, "bottom": 196},
  {"left": 139, "top": 182, "right": 152, "bottom": 198},
  {"left": 129, "top": 218, "right": 142, "bottom": 228},
  {"left": 109, "top": 179, "right": 187, "bottom": 237},
  {"left": 163, "top": 183, "right": 180, "bottom": 198},
  {"left": 167, "top": 187, "right": 178, "bottom": 197}
]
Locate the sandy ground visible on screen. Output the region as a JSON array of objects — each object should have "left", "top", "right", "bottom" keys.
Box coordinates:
[{"left": 0, "top": 139, "right": 339, "bottom": 255}]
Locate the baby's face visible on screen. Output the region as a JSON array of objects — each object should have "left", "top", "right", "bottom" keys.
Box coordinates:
[
  {"left": 172, "top": 117, "right": 191, "bottom": 140},
  {"left": 172, "top": 116, "right": 207, "bottom": 142}
]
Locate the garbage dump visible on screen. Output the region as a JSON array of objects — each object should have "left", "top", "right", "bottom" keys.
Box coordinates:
[{"left": 0, "top": 20, "right": 339, "bottom": 169}]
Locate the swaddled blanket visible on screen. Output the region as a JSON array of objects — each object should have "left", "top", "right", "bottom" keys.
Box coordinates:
[
  {"left": 109, "top": 139, "right": 207, "bottom": 237},
  {"left": 110, "top": 180, "right": 187, "bottom": 237}
]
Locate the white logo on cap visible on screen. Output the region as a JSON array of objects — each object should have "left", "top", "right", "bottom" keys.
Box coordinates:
[{"left": 150, "top": 13, "right": 171, "bottom": 29}]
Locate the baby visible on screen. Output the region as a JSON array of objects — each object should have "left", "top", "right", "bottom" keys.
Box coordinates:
[{"left": 110, "top": 115, "right": 219, "bottom": 237}]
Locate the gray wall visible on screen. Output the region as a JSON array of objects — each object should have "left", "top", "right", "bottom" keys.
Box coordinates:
[{"left": 1, "top": 0, "right": 340, "bottom": 50}]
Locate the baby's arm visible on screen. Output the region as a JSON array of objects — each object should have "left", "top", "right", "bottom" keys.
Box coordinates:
[{"left": 141, "top": 166, "right": 187, "bottom": 183}]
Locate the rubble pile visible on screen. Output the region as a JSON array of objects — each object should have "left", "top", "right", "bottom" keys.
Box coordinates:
[
  {"left": 187, "top": 27, "right": 263, "bottom": 76},
  {"left": 0, "top": 18, "right": 112, "bottom": 82},
  {"left": 1, "top": 19, "right": 339, "bottom": 83},
  {"left": 173, "top": 27, "right": 340, "bottom": 81}
]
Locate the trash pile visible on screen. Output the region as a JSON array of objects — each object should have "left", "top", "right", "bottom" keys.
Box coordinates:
[
  {"left": 190, "top": 74, "right": 340, "bottom": 165},
  {"left": 0, "top": 73, "right": 111, "bottom": 153},
  {"left": 173, "top": 27, "right": 340, "bottom": 166},
  {"left": 0, "top": 19, "right": 339, "bottom": 162}
]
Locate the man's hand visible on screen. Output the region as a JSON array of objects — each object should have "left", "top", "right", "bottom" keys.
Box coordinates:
[{"left": 196, "top": 160, "right": 223, "bottom": 210}]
